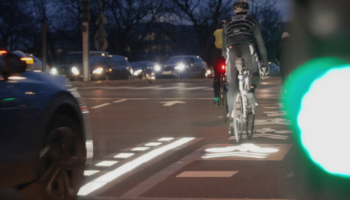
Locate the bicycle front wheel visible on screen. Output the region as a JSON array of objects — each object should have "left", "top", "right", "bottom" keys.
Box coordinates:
[{"left": 233, "top": 92, "right": 245, "bottom": 143}]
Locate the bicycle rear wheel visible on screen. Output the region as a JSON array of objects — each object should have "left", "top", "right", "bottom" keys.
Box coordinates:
[
  {"left": 233, "top": 92, "right": 245, "bottom": 143},
  {"left": 246, "top": 109, "right": 255, "bottom": 139}
]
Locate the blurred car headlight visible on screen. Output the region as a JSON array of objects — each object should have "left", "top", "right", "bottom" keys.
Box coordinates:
[
  {"left": 130, "top": 69, "right": 134, "bottom": 74},
  {"left": 71, "top": 67, "right": 80, "bottom": 75},
  {"left": 206, "top": 70, "right": 211, "bottom": 75},
  {"left": 93, "top": 67, "right": 104, "bottom": 75},
  {"left": 155, "top": 65, "right": 161, "bottom": 71},
  {"left": 175, "top": 63, "right": 185, "bottom": 71},
  {"left": 51, "top": 68, "right": 58, "bottom": 75},
  {"left": 133, "top": 69, "right": 142, "bottom": 76}
]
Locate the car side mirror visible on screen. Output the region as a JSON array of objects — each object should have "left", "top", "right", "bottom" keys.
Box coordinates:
[{"left": 0, "top": 53, "right": 28, "bottom": 81}]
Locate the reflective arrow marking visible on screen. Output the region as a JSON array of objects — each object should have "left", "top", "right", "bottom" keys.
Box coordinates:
[{"left": 160, "top": 101, "right": 186, "bottom": 106}]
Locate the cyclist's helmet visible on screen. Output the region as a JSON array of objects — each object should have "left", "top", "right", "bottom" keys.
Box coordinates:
[{"left": 233, "top": 0, "right": 249, "bottom": 15}]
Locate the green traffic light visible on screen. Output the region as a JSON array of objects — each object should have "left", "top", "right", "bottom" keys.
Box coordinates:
[{"left": 282, "top": 57, "right": 350, "bottom": 177}]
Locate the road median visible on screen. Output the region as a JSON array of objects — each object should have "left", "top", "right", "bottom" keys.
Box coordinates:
[{"left": 72, "top": 78, "right": 212, "bottom": 87}]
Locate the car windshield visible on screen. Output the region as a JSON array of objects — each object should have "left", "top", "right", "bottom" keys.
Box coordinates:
[
  {"left": 165, "top": 57, "right": 191, "bottom": 64},
  {"left": 130, "top": 62, "right": 146, "bottom": 69},
  {"left": 90, "top": 56, "right": 110, "bottom": 65},
  {"left": 61, "top": 54, "right": 82, "bottom": 64}
]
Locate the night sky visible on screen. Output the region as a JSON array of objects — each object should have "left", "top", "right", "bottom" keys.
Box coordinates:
[{"left": 276, "top": 0, "right": 292, "bottom": 21}]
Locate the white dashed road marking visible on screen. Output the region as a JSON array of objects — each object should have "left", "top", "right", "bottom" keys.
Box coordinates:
[
  {"left": 113, "top": 99, "right": 128, "bottom": 103},
  {"left": 91, "top": 103, "right": 111, "bottom": 109}
]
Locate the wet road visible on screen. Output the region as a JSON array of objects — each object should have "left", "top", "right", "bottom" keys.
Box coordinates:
[{"left": 77, "top": 77, "right": 295, "bottom": 200}]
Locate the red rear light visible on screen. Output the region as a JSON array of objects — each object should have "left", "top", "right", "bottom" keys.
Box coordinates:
[
  {"left": 0, "top": 50, "right": 7, "bottom": 56},
  {"left": 222, "top": 65, "right": 225, "bottom": 70}
]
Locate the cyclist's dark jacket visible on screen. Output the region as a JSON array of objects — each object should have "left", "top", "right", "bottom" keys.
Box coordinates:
[{"left": 222, "top": 13, "right": 268, "bottom": 65}]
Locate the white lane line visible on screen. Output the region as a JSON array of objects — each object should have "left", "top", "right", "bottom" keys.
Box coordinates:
[
  {"left": 78, "top": 137, "right": 196, "bottom": 196},
  {"left": 114, "top": 99, "right": 128, "bottom": 103},
  {"left": 84, "top": 170, "right": 100, "bottom": 176},
  {"left": 176, "top": 171, "right": 238, "bottom": 178},
  {"left": 95, "top": 161, "right": 119, "bottom": 167},
  {"left": 91, "top": 103, "right": 111, "bottom": 109},
  {"left": 182, "top": 87, "right": 208, "bottom": 90},
  {"left": 156, "top": 87, "right": 181, "bottom": 90}
]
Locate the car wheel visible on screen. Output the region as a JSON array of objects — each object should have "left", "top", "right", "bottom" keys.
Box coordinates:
[
  {"left": 105, "top": 74, "right": 110, "bottom": 81},
  {"left": 126, "top": 74, "right": 133, "bottom": 80},
  {"left": 36, "top": 115, "right": 86, "bottom": 200},
  {"left": 200, "top": 70, "right": 206, "bottom": 78}
]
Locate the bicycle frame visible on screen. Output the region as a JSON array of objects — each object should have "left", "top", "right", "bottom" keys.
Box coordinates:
[{"left": 235, "top": 58, "right": 254, "bottom": 118}]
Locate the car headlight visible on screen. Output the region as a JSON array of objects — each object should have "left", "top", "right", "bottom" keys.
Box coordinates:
[
  {"left": 93, "top": 67, "right": 104, "bottom": 75},
  {"left": 155, "top": 65, "right": 161, "bottom": 71},
  {"left": 133, "top": 69, "right": 142, "bottom": 76},
  {"left": 51, "top": 68, "right": 58, "bottom": 75},
  {"left": 206, "top": 70, "right": 211, "bottom": 75},
  {"left": 71, "top": 67, "right": 80, "bottom": 75},
  {"left": 175, "top": 63, "right": 185, "bottom": 71}
]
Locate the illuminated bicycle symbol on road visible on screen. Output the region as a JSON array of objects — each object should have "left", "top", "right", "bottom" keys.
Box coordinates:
[{"left": 202, "top": 144, "right": 279, "bottom": 159}]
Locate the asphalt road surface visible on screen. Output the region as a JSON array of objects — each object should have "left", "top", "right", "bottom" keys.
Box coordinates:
[{"left": 76, "top": 76, "right": 295, "bottom": 200}]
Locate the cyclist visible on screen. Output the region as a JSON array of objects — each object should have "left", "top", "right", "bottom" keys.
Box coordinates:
[
  {"left": 222, "top": 0, "right": 268, "bottom": 135},
  {"left": 206, "top": 21, "right": 226, "bottom": 107}
]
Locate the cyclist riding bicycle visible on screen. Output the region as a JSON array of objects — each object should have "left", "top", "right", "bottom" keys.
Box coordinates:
[
  {"left": 222, "top": 0, "right": 268, "bottom": 136},
  {"left": 205, "top": 20, "right": 226, "bottom": 107}
]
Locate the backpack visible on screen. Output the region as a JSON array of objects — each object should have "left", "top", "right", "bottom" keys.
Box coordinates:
[{"left": 214, "top": 29, "right": 223, "bottom": 49}]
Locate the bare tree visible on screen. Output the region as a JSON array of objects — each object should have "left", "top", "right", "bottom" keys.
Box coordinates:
[
  {"left": 0, "top": 0, "right": 34, "bottom": 50},
  {"left": 169, "top": 0, "right": 234, "bottom": 56},
  {"left": 104, "top": 0, "right": 165, "bottom": 56},
  {"left": 30, "top": 0, "right": 61, "bottom": 61},
  {"left": 250, "top": 0, "right": 283, "bottom": 61}
]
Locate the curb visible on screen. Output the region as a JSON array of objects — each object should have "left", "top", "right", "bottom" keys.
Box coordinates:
[{"left": 72, "top": 78, "right": 213, "bottom": 87}]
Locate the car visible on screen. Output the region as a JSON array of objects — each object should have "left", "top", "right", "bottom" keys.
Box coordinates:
[
  {"left": 130, "top": 61, "right": 160, "bottom": 80},
  {"left": 90, "top": 55, "right": 134, "bottom": 80},
  {"left": 11, "top": 51, "right": 50, "bottom": 72},
  {"left": 51, "top": 51, "right": 108, "bottom": 81},
  {"left": 156, "top": 55, "right": 207, "bottom": 78},
  {"left": 0, "top": 52, "right": 93, "bottom": 199}
]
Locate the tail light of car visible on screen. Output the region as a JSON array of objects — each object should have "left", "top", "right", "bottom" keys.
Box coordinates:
[
  {"left": 21, "top": 57, "right": 34, "bottom": 65},
  {"left": 81, "top": 105, "right": 89, "bottom": 114},
  {"left": 0, "top": 50, "right": 7, "bottom": 57}
]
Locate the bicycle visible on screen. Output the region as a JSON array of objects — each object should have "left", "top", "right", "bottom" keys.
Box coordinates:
[
  {"left": 219, "top": 71, "right": 229, "bottom": 123},
  {"left": 231, "top": 58, "right": 258, "bottom": 143}
]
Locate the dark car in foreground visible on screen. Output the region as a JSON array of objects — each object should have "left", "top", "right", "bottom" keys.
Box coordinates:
[
  {"left": 130, "top": 61, "right": 160, "bottom": 80},
  {"left": 51, "top": 51, "right": 108, "bottom": 80},
  {"left": 0, "top": 52, "right": 93, "bottom": 200},
  {"left": 156, "top": 55, "right": 207, "bottom": 78},
  {"left": 90, "top": 55, "right": 133, "bottom": 80}
]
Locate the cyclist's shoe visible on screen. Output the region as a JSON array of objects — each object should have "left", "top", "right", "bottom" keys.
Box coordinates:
[{"left": 247, "top": 91, "right": 258, "bottom": 108}]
